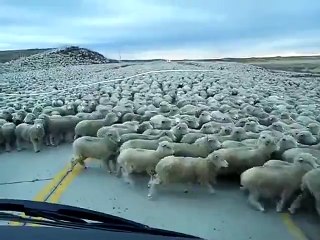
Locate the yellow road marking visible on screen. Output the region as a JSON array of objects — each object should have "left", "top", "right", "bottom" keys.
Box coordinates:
[
  {"left": 281, "top": 213, "right": 308, "bottom": 240},
  {"left": 47, "top": 163, "right": 85, "bottom": 203},
  {"left": 8, "top": 164, "right": 72, "bottom": 226}
]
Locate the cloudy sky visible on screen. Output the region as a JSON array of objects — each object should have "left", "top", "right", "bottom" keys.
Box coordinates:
[{"left": 1, "top": 0, "right": 320, "bottom": 59}]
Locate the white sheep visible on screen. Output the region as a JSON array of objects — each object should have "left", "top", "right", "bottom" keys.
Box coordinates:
[
  {"left": 148, "top": 152, "right": 229, "bottom": 198},
  {"left": 240, "top": 153, "right": 319, "bottom": 212},
  {"left": 74, "top": 112, "right": 119, "bottom": 138},
  {"left": 97, "top": 121, "right": 139, "bottom": 138},
  {"left": 71, "top": 128, "right": 121, "bottom": 172},
  {"left": 119, "top": 136, "right": 173, "bottom": 151},
  {"left": 216, "top": 134, "right": 277, "bottom": 175},
  {"left": 168, "top": 135, "right": 222, "bottom": 157},
  {"left": 116, "top": 141, "right": 175, "bottom": 184},
  {"left": 15, "top": 122, "right": 45, "bottom": 152},
  {"left": 282, "top": 148, "right": 320, "bottom": 164},
  {"left": 296, "top": 131, "right": 318, "bottom": 145},
  {"left": 1, "top": 122, "right": 16, "bottom": 152},
  {"left": 288, "top": 168, "right": 320, "bottom": 216}
]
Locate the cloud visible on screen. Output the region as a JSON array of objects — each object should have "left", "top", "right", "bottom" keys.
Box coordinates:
[{"left": 0, "top": 0, "right": 320, "bottom": 59}]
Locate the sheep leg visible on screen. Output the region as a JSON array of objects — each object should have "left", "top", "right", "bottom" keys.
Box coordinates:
[
  {"left": 121, "top": 167, "right": 135, "bottom": 185},
  {"left": 16, "top": 138, "right": 23, "bottom": 151},
  {"left": 248, "top": 191, "right": 265, "bottom": 212},
  {"left": 45, "top": 136, "right": 50, "bottom": 146},
  {"left": 5, "top": 142, "right": 11, "bottom": 152},
  {"left": 49, "top": 134, "right": 56, "bottom": 146},
  {"left": 31, "top": 139, "right": 40, "bottom": 153},
  {"left": 314, "top": 194, "right": 320, "bottom": 216},
  {"left": 205, "top": 182, "right": 216, "bottom": 194},
  {"left": 148, "top": 177, "right": 161, "bottom": 199},
  {"left": 288, "top": 192, "right": 307, "bottom": 214},
  {"left": 276, "top": 189, "right": 294, "bottom": 212},
  {"left": 102, "top": 158, "right": 112, "bottom": 174}
]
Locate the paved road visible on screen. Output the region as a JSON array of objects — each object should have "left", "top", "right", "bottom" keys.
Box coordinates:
[{"left": 0, "top": 144, "right": 319, "bottom": 240}]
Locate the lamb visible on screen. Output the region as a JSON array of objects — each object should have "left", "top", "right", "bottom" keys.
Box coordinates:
[
  {"left": 74, "top": 112, "right": 119, "bottom": 139},
  {"left": 271, "top": 135, "right": 297, "bottom": 159},
  {"left": 168, "top": 136, "right": 222, "bottom": 158},
  {"left": 217, "top": 127, "right": 247, "bottom": 142},
  {"left": 296, "top": 131, "right": 318, "bottom": 145},
  {"left": 23, "top": 113, "right": 36, "bottom": 124},
  {"left": 216, "top": 134, "right": 277, "bottom": 175},
  {"left": 221, "top": 140, "right": 247, "bottom": 149},
  {"left": 180, "top": 132, "right": 207, "bottom": 144},
  {"left": 288, "top": 168, "right": 320, "bottom": 216},
  {"left": 307, "top": 123, "right": 320, "bottom": 135},
  {"left": 120, "top": 131, "right": 175, "bottom": 144},
  {"left": 170, "top": 122, "right": 189, "bottom": 142},
  {"left": 38, "top": 114, "right": 81, "bottom": 146},
  {"left": 97, "top": 121, "right": 139, "bottom": 138},
  {"left": 137, "top": 121, "right": 153, "bottom": 133},
  {"left": 1, "top": 122, "right": 16, "bottom": 152},
  {"left": 71, "top": 128, "right": 121, "bottom": 172},
  {"left": 240, "top": 153, "right": 319, "bottom": 212},
  {"left": 120, "top": 136, "right": 173, "bottom": 151},
  {"left": 148, "top": 152, "right": 229, "bottom": 198},
  {"left": 15, "top": 122, "right": 45, "bottom": 152},
  {"left": 198, "top": 111, "right": 212, "bottom": 126},
  {"left": 116, "top": 141, "right": 175, "bottom": 184},
  {"left": 282, "top": 148, "right": 320, "bottom": 164}
]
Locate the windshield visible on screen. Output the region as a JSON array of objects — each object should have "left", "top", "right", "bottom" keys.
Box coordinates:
[{"left": 0, "top": 0, "right": 320, "bottom": 239}]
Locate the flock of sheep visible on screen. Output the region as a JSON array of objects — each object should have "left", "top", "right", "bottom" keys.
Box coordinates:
[{"left": 1, "top": 49, "right": 320, "bottom": 220}]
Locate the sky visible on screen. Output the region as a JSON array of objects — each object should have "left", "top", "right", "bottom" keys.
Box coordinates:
[{"left": 1, "top": 0, "right": 320, "bottom": 59}]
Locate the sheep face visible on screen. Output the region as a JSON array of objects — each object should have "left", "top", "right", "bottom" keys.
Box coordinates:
[
  {"left": 206, "top": 136, "right": 222, "bottom": 150},
  {"left": 105, "top": 112, "right": 119, "bottom": 125},
  {"left": 157, "top": 141, "right": 175, "bottom": 155},
  {"left": 219, "top": 126, "right": 232, "bottom": 136},
  {"left": 104, "top": 129, "right": 121, "bottom": 143},
  {"left": 200, "top": 123, "right": 215, "bottom": 134},
  {"left": 270, "top": 122, "right": 284, "bottom": 132},
  {"left": 277, "top": 135, "right": 297, "bottom": 151},
  {"left": 257, "top": 134, "right": 277, "bottom": 151},
  {"left": 159, "top": 101, "right": 170, "bottom": 113},
  {"left": 207, "top": 152, "right": 229, "bottom": 168},
  {"left": 307, "top": 123, "right": 320, "bottom": 135},
  {"left": 244, "top": 121, "right": 257, "bottom": 132},
  {"left": 160, "top": 119, "right": 172, "bottom": 129},
  {"left": 297, "top": 131, "right": 315, "bottom": 144},
  {"left": 231, "top": 127, "right": 246, "bottom": 140},
  {"left": 293, "top": 153, "right": 319, "bottom": 170}
]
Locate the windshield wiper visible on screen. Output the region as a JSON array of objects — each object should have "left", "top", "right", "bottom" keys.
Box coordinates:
[{"left": 0, "top": 199, "right": 201, "bottom": 239}]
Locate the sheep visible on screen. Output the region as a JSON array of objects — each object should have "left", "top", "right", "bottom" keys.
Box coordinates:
[
  {"left": 180, "top": 132, "right": 207, "bottom": 144},
  {"left": 288, "top": 168, "right": 320, "bottom": 216},
  {"left": 12, "top": 110, "right": 26, "bottom": 125},
  {"left": 282, "top": 148, "right": 320, "bottom": 164},
  {"left": 296, "top": 131, "right": 318, "bottom": 145},
  {"left": 217, "top": 127, "right": 247, "bottom": 142},
  {"left": 15, "top": 122, "right": 45, "bottom": 152},
  {"left": 137, "top": 121, "right": 153, "bottom": 134},
  {"left": 149, "top": 115, "right": 172, "bottom": 130},
  {"left": 271, "top": 135, "right": 297, "bottom": 159},
  {"left": 1, "top": 122, "right": 16, "bottom": 152},
  {"left": 71, "top": 128, "right": 121, "bottom": 172},
  {"left": 74, "top": 112, "right": 119, "bottom": 139},
  {"left": 307, "top": 122, "right": 320, "bottom": 136},
  {"left": 240, "top": 153, "right": 319, "bottom": 212},
  {"left": 38, "top": 114, "right": 81, "bottom": 146},
  {"left": 97, "top": 121, "right": 139, "bottom": 138},
  {"left": 221, "top": 140, "right": 247, "bottom": 149},
  {"left": 120, "top": 131, "right": 175, "bottom": 143},
  {"left": 263, "top": 159, "right": 292, "bottom": 168},
  {"left": 198, "top": 111, "right": 212, "bottom": 126},
  {"left": 116, "top": 141, "right": 175, "bottom": 184},
  {"left": 170, "top": 122, "right": 189, "bottom": 142},
  {"left": 23, "top": 113, "right": 36, "bottom": 124},
  {"left": 120, "top": 136, "right": 173, "bottom": 151},
  {"left": 216, "top": 134, "right": 277, "bottom": 175},
  {"left": 148, "top": 152, "right": 229, "bottom": 198},
  {"left": 168, "top": 135, "right": 222, "bottom": 158}
]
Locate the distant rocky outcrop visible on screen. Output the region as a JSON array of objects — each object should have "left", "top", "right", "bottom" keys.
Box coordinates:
[{"left": 0, "top": 46, "right": 118, "bottom": 73}]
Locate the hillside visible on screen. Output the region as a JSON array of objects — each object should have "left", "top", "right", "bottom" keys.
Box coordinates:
[{"left": 0, "top": 48, "right": 52, "bottom": 63}]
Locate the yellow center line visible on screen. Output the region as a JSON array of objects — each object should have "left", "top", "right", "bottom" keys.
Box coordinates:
[{"left": 281, "top": 213, "right": 308, "bottom": 240}]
